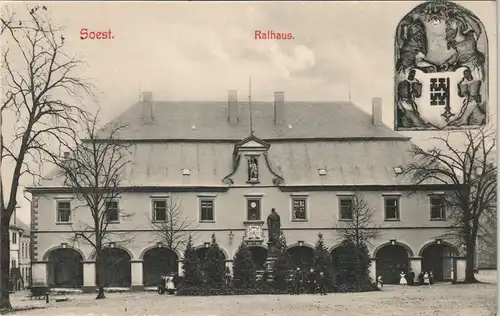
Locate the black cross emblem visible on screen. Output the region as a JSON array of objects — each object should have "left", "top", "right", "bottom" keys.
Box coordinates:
[{"left": 430, "top": 77, "right": 454, "bottom": 122}]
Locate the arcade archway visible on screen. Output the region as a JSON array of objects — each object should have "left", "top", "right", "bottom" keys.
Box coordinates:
[
  {"left": 142, "top": 248, "right": 178, "bottom": 286},
  {"left": 288, "top": 246, "right": 314, "bottom": 270},
  {"left": 248, "top": 246, "right": 268, "bottom": 271},
  {"left": 375, "top": 244, "right": 412, "bottom": 284},
  {"left": 421, "top": 243, "right": 458, "bottom": 281},
  {"left": 101, "top": 248, "right": 131, "bottom": 287},
  {"left": 47, "top": 248, "right": 83, "bottom": 288}
]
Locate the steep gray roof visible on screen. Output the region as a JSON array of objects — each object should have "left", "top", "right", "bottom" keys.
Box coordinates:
[
  {"left": 96, "top": 101, "right": 407, "bottom": 140},
  {"left": 39, "top": 140, "right": 425, "bottom": 187}
]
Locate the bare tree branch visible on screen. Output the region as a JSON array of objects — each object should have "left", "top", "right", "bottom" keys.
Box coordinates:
[
  {"left": 0, "top": 4, "right": 91, "bottom": 309},
  {"left": 52, "top": 111, "right": 132, "bottom": 299},
  {"left": 402, "top": 125, "right": 496, "bottom": 282},
  {"left": 335, "top": 192, "right": 380, "bottom": 247},
  {"left": 148, "top": 195, "right": 197, "bottom": 253}
]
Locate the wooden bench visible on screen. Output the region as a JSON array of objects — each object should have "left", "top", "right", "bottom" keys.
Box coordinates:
[{"left": 28, "top": 286, "right": 49, "bottom": 300}]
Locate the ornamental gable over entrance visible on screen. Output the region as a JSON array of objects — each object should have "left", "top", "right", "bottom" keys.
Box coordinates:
[{"left": 222, "top": 133, "right": 284, "bottom": 186}]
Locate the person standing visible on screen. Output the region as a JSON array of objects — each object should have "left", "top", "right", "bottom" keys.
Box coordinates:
[
  {"left": 307, "top": 268, "right": 316, "bottom": 294},
  {"left": 318, "top": 272, "right": 327, "bottom": 295},
  {"left": 429, "top": 271, "right": 434, "bottom": 285},
  {"left": 408, "top": 269, "right": 415, "bottom": 286},
  {"left": 423, "top": 272, "right": 430, "bottom": 286},
  {"left": 377, "top": 275, "right": 383, "bottom": 289},
  {"left": 418, "top": 272, "right": 424, "bottom": 285},
  {"left": 158, "top": 275, "right": 166, "bottom": 295},
  {"left": 293, "top": 267, "right": 302, "bottom": 295},
  {"left": 399, "top": 271, "right": 408, "bottom": 286}
]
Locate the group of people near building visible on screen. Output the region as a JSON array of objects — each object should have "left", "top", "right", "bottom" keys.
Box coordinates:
[
  {"left": 397, "top": 270, "right": 434, "bottom": 286},
  {"left": 289, "top": 267, "right": 328, "bottom": 295},
  {"left": 376, "top": 270, "right": 435, "bottom": 288},
  {"left": 158, "top": 273, "right": 179, "bottom": 295}
]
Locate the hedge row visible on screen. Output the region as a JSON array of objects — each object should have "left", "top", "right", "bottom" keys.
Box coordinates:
[{"left": 177, "top": 285, "right": 288, "bottom": 296}]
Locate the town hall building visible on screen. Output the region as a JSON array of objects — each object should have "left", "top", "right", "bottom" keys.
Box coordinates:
[{"left": 27, "top": 91, "right": 466, "bottom": 291}]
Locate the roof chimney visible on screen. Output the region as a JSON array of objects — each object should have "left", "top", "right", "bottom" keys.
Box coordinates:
[
  {"left": 228, "top": 90, "right": 238, "bottom": 125},
  {"left": 372, "top": 97, "right": 383, "bottom": 126},
  {"left": 142, "top": 91, "right": 153, "bottom": 123},
  {"left": 274, "top": 91, "right": 285, "bottom": 125}
]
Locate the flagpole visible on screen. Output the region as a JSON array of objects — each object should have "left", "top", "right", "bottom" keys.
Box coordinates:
[{"left": 249, "top": 76, "right": 253, "bottom": 135}]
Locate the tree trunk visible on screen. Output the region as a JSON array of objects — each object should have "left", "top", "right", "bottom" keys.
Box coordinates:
[
  {"left": 465, "top": 240, "right": 478, "bottom": 283},
  {"left": 0, "top": 214, "right": 12, "bottom": 310},
  {"left": 95, "top": 253, "right": 105, "bottom": 299}
]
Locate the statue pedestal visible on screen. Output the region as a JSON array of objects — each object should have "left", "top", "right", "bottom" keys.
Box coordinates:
[{"left": 265, "top": 241, "right": 280, "bottom": 281}]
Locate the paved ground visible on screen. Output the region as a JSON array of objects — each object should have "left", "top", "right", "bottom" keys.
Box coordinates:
[{"left": 6, "top": 281, "right": 496, "bottom": 316}]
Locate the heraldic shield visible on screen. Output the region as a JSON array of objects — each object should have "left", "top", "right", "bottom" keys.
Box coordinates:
[{"left": 394, "top": 0, "right": 489, "bottom": 131}]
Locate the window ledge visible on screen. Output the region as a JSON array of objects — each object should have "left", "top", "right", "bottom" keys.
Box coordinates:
[
  {"left": 55, "top": 222, "right": 72, "bottom": 225},
  {"left": 199, "top": 220, "right": 216, "bottom": 223},
  {"left": 430, "top": 218, "right": 447, "bottom": 221},
  {"left": 291, "top": 219, "right": 308, "bottom": 222},
  {"left": 106, "top": 221, "right": 120, "bottom": 224},
  {"left": 152, "top": 220, "right": 167, "bottom": 223},
  {"left": 243, "top": 220, "right": 264, "bottom": 224},
  {"left": 338, "top": 219, "right": 354, "bottom": 222},
  {"left": 384, "top": 219, "right": 401, "bottom": 222}
]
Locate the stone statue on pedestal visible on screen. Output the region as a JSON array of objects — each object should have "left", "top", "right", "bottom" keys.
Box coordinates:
[{"left": 267, "top": 208, "right": 281, "bottom": 243}]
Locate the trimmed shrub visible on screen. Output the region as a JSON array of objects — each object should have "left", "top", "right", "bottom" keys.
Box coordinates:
[
  {"left": 181, "top": 235, "right": 203, "bottom": 286},
  {"left": 313, "top": 233, "right": 335, "bottom": 290},
  {"left": 203, "top": 234, "right": 226, "bottom": 288},
  {"left": 335, "top": 239, "right": 373, "bottom": 289},
  {"left": 273, "top": 230, "right": 290, "bottom": 289},
  {"left": 177, "top": 284, "right": 288, "bottom": 296},
  {"left": 232, "top": 241, "right": 256, "bottom": 288}
]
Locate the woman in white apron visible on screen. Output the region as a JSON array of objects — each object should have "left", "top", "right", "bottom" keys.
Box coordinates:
[
  {"left": 399, "top": 272, "right": 408, "bottom": 286},
  {"left": 166, "top": 274, "right": 176, "bottom": 295},
  {"left": 423, "top": 272, "right": 430, "bottom": 285}
]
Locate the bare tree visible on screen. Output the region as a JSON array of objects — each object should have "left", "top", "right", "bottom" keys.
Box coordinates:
[
  {"left": 0, "top": 5, "right": 90, "bottom": 309},
  {"left": 55, "top": 112, "right": 132, "bottom": 299},
  {"left": 403, "top": 126, "right": 496, "bottom": 283},
  {"left": 335, "top": 192, "right": 380, "bottom": 247},
  {"left": 149, "top": 195, "right": 196, "bottom": 253}
]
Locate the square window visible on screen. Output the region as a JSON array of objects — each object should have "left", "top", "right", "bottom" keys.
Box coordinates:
[
  {"left": 292, "top": 198, "right": 307, "bottom": 220},
  {"left": 339, "top": 197, "right": 354, "bottom": 220},
  {"left": 247, "top": 199, "right": 261, "bottom": 221},
  {"left": 105, "top": 201, "right": 119, "bottom": 223},
  {"left": 152, "top": 200, "right": 167, "bottom": 222},
  {"left": 56, "top": 201, "right": 71, "bottom": 223},
  {"left": 430, "top": 196, "right": 446, "bottom": 219},
  {"left": 384, "top": 197, "right": 400, "bottom": 220},
  {"left": 200, "top": 200, "right": 215, "bottom": 221}
]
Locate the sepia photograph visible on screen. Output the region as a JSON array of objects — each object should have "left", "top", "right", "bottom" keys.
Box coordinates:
[{"left": 0, "top": 1, "right": 497, "bottom": 315}]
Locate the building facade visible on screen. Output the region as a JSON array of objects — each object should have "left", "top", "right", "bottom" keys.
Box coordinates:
[
  {"left": 9, "top": 216, "right": 31, "bottom": 291},
  {"left": 28, "top": 91, "right": 467, "bottom": 291}
]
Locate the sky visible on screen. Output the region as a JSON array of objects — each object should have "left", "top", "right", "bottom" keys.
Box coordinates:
[{"left": 1, "top": 1, "right": 497, "bottom": 224}]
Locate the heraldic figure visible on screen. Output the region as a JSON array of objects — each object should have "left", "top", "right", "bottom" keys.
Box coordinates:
[{"left": 394, "top": 0, "right": 488, "bottom": 130}]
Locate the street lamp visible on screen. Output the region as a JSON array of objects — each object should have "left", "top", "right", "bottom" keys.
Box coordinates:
[
  {"left": 435, "top": 239, "right": 442, "bottom": 245},
  {"left": 298, "top": 240, "right": 304, "bottom": 247},
  {"left": 390, "top": 239, "right": 396, "bottom": 246},
  {"left": 157, "top": 242, "right": 163, "bottom": 248},
  {"left": 204, "top": 242, "right": 210, "bottom": 248}
]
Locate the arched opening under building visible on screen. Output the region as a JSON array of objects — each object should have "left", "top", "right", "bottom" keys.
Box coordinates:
[
  {"left": 421, "top": 244, "right": 458, "bottom": 281},
  {"left": 101, "top": 248, "right": 131, "bottom": 287},
  {"left": 375, "top": 244, "right": 411, "bottom": 284},
  {"left": 142, "top": 248, "right": 178, "bottom": 286},
  {"left": 288, "top": 246, "right": 314, "bottom": 270},
  {"left": 330, "top": 247, "right": 342, "bottom": 282},
  {"left": 248, "top": 246, "right": 268, "bottom": 271},
  {"left": 47, "top": 248, "right": 83, "bottom": 288}
]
